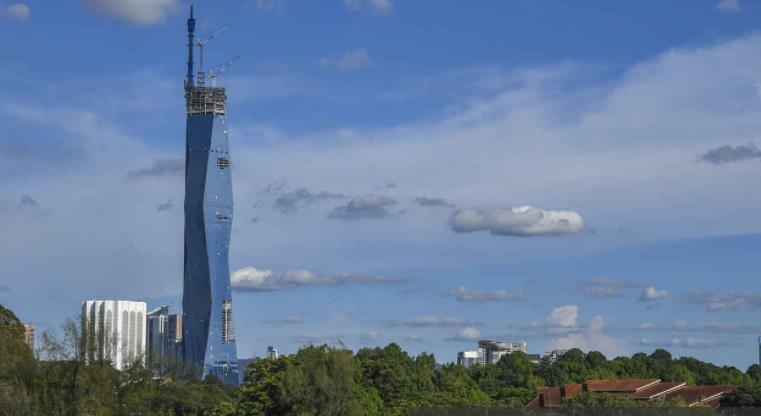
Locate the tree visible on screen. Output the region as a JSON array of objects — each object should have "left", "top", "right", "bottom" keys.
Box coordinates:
[{"left": 283, "top": 346, "right": 360, "bottom": 416}]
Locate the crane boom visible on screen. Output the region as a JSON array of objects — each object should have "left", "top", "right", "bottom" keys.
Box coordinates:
[
  {"left": 195, "top": 25, "right": 229, "bottom": 86},
  {"left": 209, "top": 56, "right": 240, "bottom": 87}
]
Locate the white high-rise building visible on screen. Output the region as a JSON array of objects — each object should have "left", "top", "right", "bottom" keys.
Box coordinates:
[
  {"left": 81, "top": 300, "right": 147, "bottom": 370},
  {"left": 457, "top": 350, "right": 480, "bottom": 368}
]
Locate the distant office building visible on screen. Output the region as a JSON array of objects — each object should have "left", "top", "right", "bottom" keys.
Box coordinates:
[
  {"left": 478, "top": 340, "right": 528, "bottom": 365},
  {"left": 147, "top": 306, "right": 170, "bottom": 369},
  {"left": 23, "top": 324, "right": 34, "bottom": 350},
  {"left": 81, "top": 300, "right": 147, "bottom": 370},
  {"left": 266, "top": 346, "right": 279, "bottom": 360},
  {"left": 147, "top": 306, "right": 184, "bottom": 373},
  {"left": 457, "top": 350, "right": 480, "bottom": 368},
  {"left": 167, "top": 313, "right": 183, "bottom": 362},
  {"left": 457, "top": 340, "right": 529, "bottom": 367},
  {"left": 543, "top": 349, "right": 569, "bottom": 364}
]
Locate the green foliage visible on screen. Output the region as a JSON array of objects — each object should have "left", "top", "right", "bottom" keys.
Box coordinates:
[
  {"left": 4, "top": 302, "right": 761, "bottom": 414},
  {"left": 722, "top": 385, "right": 761, "bottom": 407}
]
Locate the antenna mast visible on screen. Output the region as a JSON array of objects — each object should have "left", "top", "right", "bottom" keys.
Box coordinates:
[{"left": 186, "top": 6, "right": 195, "bottom": 87}]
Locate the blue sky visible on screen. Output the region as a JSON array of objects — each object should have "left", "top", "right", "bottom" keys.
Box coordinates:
[{"left": 2, "top": 0, "right": 761, "bottom": 370}]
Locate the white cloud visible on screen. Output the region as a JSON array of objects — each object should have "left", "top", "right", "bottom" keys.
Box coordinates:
[
  {"left": 320, "top": 48, "right": 373, "bottom": 72},
  {"left": 717, "top": 0, "right": 740, "bottom": 13},
  {"left": 640, "top": 337, "right": 736, "bottom": 349},
  {"left": 447, "top": 326, "right": 480, "bottom": 341},
  {"left": 552, "top": 315, "right": 623, "bottom": 357},
  {"left": 682, "top": 291, "right": 761, "bottom": 311},
  {"left": 635, "top": 321, "right": 761, "bottom": 334},
  {"left": 453, "top": 286, "right": 523, "bottom": 302},
  {"left": 404, "top": 316, "right": 466, "bottom": 327},
  {"left": 449, "top": 206, "right": 584, "bottom": 237},
  {"left": 343, "top": 0, "right": 392, "bottom": 15},
  {"left": 577, "top": 278, "right": 647, "bottom": 298},
  {"left": 639, "top": 286, "right": 669, "bottom": 301},
  {"left": 5, "top": 3, "right": 29, "bottom": 20},
  {"left": 231, "top": 266, "right": 405, "bottom": 291},
  {"left": 83, "top": 0, "right": 179, "bottom": 25},
  {"left": 548, "top": 305, "right": 578, "bottom": 328}
]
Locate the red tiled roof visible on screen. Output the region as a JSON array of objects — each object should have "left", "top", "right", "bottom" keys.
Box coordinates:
[
  {"left": 631, "top": 381, "right": 686, "bottom": 399},
  {"left": 665, "top": 385, "right": 734, "bottom": 407},
  {"left": 523, "top": 397, "right": 540, "bottom": 409},
  {"left": 585, "top": 379, "right": 661, "bottom": 393},
  {"left": 563, "top": 383, "right": 584, "bottom": 399},
  {"left": 537, "top": 386, "right": 563, "bottom": 408}
]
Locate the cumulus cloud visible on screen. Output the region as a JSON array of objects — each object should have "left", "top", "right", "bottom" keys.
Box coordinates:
[
  {"left": 413, "top": 196, "right": 455, "bottom": 208},
  {"left": 449, "top": 206, "right": 584, "bottom": 237},
  {"left": 4, "top": 3, "right": 29, "bottom": 20},
  {"left": 717, "top": 0, "right": 740, "bottom": 13},
  {"left": 577, "top": 278, "right": 647, "bottom": 298},
  {"left": 552, "top": 315, "right": 623, "bottom": 357},
  {"left": 681, "top": 291, "right": 761, "bottom": 311},
  {"left": 231, "top": 266, "right": 405, "bottom": 291},
  {"left": 155, "top": 199, "right": 173, "bottom": 212},
  {"left": 640, "top": 337, "right": 736, "bottom": 349},
  {"left": 273, "top": 188, "right": 346, "bottom": 214},
  {"left": 83, "top": 0, "right": 179, "bottom": 25},
  {"left": 126, "top": 158, "right": 184, "bottom": 178},
  {"left": 639, "top": 286, "right": 669, "bottom": 301},
  {"left": 548, "top": 305, "right": 578, "bottom": 328},
  {"left": 328, "top": 195, "right": 398, "bottom": 220},
  {"left": 701, "top": 143, "right": 761, "bottom": 164},
  {"left": 446, "top": 326, "right": 480, "bottom": 341},
  {"left": 453, "top": 286, "right": 522, "bottom": 302},
  {"left": 343, "top": 0, "right": 392, "bottom": 15},
  {"left": 320, "top": 48, "right": 372, "bottom": 72}
]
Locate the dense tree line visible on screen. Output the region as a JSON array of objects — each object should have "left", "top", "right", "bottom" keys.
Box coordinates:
[{"left": 3, "top": 303, "right": 761, "bottom": 415}]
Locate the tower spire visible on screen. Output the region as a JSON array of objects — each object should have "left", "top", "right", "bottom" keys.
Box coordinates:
[{"left": 186, "top": 5, "right": 195, "bottom": 87}]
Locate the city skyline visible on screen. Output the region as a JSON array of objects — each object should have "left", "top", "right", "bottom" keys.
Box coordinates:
[{"left": 2, "top": 0, "right": 761, "bottom": 371}]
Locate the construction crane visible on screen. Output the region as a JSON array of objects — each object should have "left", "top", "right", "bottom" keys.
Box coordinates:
[
  {"left": 208, "top": 56, "right": 239, "bottom": 87},
  {"left": 195, "top": 25, "right": 228, "bottom": 86}
]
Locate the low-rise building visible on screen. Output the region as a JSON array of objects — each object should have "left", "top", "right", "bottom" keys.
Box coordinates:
[
  {"left": 266, "top": 346, "right": 279, "bottom": 360},
  {"left": 478, "top": 340, "right": 527, "bottom": 365},
  {"left": 525, "top": 379, "right": 735, "bottom": 409},
  {"left": 23, "top": 324, "right": 34, "bottom": 350}
]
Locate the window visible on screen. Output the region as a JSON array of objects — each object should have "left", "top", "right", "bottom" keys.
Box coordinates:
[
  {"left": 217, "top": 157, "right": 229, "bottom": 169},
  {"left": 221, "top": 300, "right": 234, "bottom": 343}
]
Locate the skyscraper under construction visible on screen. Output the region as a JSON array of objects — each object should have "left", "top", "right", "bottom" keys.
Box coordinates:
[{"left": 182, "top": 6, "right": 238, "bottom": 385}]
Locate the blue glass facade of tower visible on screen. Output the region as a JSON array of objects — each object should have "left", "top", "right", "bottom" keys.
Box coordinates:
[{"left": 182, "top": 7, "right": 239, "bottom": 385}]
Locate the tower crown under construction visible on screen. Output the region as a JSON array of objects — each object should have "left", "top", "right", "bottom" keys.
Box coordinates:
[{"left": 182, "top": 6, "right": 238, "bottom": 385}]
